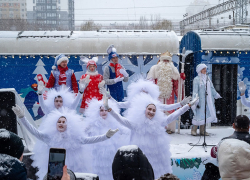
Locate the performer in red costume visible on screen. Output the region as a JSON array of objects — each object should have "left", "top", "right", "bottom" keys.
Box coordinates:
[
  {"left": 37, "top": 54, "right": 78, "bottom": 93},
  {"left": 147, "top": 51, "right": 185, "bottom": 134},
  {"left": 79, "top": 56, "right": 105, "bottom": 113}
]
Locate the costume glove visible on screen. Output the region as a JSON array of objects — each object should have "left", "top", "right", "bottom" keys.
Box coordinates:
[
  {"left": 100, "top": 87, "right": 111, "bottom": 98},
  {"left": 84, "top": 75, "right": 91, "bottom": 84},
  {"left": 98, "top": 80, "right": 105, "bottom": 88},
  {"left": 37, "top": 81, "right": 45, "bottom": 95},
  {"left": 106, "top": 129, "right": 119, "bottom": 138},
  {"left": 114, "top": 76, "right": 124, "bottom": 83},
  {"left": 239, "top": 81, "right": 246, "bottom": 95},
  {"left": 180, "top": 96, "right": 192, "bottom": 106},
  {"left": 103, "top": 94, "right": 110, "bottom": 110},
  {"left": 79, "top": 79, "right": 87, "bottom": 93},
  {"left": 12, "top": 104, "right": 25, "bottom": 119},
  {"left": 119, "top": 69, "right": 129, "bottom": 77},
  {"left": 189, "top": 94, "right": 199, "bottom": 106}
]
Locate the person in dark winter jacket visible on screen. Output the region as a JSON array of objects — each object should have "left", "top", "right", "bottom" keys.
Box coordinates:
[
  {"left": 211, "top": 115, "right": 250, "bottom": 158},
  {"left": 112, "top": 145, "right": 154, "bottom": 180},
  {"left": 0, "top": 129, "right": 26, "bottom": 180},
  {"left": 0, "top": 129, "right": 71, "bottom": 180},
  {"left": 210, "top": 115, "right": 250, "bottom": 180}
]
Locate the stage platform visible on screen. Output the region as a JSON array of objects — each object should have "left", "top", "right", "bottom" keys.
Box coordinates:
[{"left": 169, "top": 127, "right": 234, "bottom": 180}]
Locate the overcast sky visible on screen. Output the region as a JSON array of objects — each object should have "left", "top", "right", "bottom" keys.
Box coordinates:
[{"left": 74, "top": 0, "right": 220, "bottom": 26}]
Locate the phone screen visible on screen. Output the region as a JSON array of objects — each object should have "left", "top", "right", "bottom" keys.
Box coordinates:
[{"left": 47, "top": 149, "right": 66, "bottom": 180}]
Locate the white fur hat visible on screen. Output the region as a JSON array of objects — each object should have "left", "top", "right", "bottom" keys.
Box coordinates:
[
  {"left": 160, "top": 51, "right": 172, "bottom": 61},
  {"left": 196, "top": 63, "right": 207, "bottom": 73}
]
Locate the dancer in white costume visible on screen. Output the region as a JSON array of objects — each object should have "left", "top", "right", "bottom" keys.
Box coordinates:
[
  {"left": 101, "top": 78, "right": 191, "bottom": 112},
  {"left": 85, "top": 99, "right": 129, "bottom": 180},
  {"left": 103, "top": 93, "right": 199, "bottom": 179},
  {"left": 37, "top": 79, "right": 87, "bottom": 115},
  {"left": 239, "top": 81, "right": 250, "bottom": 107},
  {"left": 12, "top": 105, "right": 118, "bottom": 180}
]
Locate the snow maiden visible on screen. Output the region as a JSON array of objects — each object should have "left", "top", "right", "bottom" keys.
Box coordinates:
[
  {"left": 191, "top": 64, "right": 221, "bottom": 136},
  {"left": 12, "top": 105, "right": 118, "bottom": 180},
  {"left": 84, "top": 99, "right": 129, "bottom": 180},
  {"left": 103, "top": 93, "right": 198, "bottom": 179}
]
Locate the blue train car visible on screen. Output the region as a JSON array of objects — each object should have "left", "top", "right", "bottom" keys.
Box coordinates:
[
  {"left": 0, "top": 30, "right": 179, "bottom": 122},
  {"left": 180, "top": 29, "right": 250, "bottom": 125}
]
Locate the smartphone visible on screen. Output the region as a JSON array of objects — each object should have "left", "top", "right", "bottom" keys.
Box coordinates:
[{"left": 47, "top": 148, "right": 66, "bottom": 180}]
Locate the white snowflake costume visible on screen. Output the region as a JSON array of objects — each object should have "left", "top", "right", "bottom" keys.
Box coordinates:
[
  {"left": 108, "top": 93, "right": 190, "bottom": 179},
  {"left": 84, "top": 99, "right": 129, "bottom": 180},
  {"left": 112, "top": 78, "right": 182, "bottom": 111},
  {"left": 38, "top": 87, "right": 82, "bottom": 115},
  {"left": 17, "top": 107, "right": 109, "bottom": 180}
]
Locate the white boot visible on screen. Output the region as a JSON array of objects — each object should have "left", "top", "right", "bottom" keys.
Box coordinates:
[
  {"left": 191, "top": 125, "right": 198, "bottom": 136},
  {"left": 200, "top": 125, "right": 209, "bottom": 136}
]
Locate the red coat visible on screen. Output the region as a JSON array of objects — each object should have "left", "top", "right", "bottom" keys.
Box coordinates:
[{"left": 80, "top": 74, "right": 103, "bottom": 109}]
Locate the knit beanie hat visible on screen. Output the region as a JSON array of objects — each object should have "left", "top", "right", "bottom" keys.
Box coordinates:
[
  {"left": 107, "top": 45, "right": 119, "bottom": 61},
  {"left": 0, "top": 129, "right": 24, "bottom": 159},
  {"left": 52, "top": 54, "right": 69, "bottom": 70}
]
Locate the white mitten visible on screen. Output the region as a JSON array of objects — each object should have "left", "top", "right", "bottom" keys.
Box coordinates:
[
  {"left": 84, "top": 75, "right": 91, "bottom": 85},
  {"left": 103, "top": 95, "right": 110, "bottom": 110},
  {"left": 79, "top": 79, "right": 87, "bottom": 93},
  {"left": 98, "top": 80, "right": 105, "bottom": 88},
  {"left": 106, "top": 129, "right": 119, "bottom": 138},
  {"left": 189, "top": 94, "right": 199, "bottom": 106},
  {"left": 180, "top": 96, "right": 192, "bottom": 106},
  {"left": 239, "top": 81, "right": 246, "bottom": 95},
  {"left": 37, "top": 81, "right": 45, "bottom": 95},
  {"left": 100, "top": 87, "right": 111, "bottom": 98},
  {"left": 114, "top": 77, "right": 124, "bottom": 83},
  {"left": 119, "top": 69, "right": 129, "bottom": 77},
  {"left": 12, "top": 104, "right": 25, "bottom": 118}
]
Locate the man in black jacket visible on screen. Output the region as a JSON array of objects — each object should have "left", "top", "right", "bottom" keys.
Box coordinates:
[{"left": 0, "top": 129, "right": 27, "bottom": 180}]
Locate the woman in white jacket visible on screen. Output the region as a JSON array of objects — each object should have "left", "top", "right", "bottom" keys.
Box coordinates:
[{"left": 103, "top": 93, "right": 198, "bottom": 179}]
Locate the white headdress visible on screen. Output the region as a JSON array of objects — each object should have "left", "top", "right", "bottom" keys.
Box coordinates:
[
  {"left": 126, "top": 77, "right": 160, "bottom": 102},
  {"left": 43, "top": 87, "right": 75, "bottom": 111}
]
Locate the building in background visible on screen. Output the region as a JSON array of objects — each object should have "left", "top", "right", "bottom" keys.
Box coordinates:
[
  {"left": 0, "top": 0, "right": 27, "bottom": 19},
  {"left": 27, "top": 0, "right": 74, "bottom": 30}
]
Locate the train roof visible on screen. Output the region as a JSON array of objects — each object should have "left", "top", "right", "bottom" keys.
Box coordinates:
[
  {"left": 0, "top": 30, "right": 179, "bottom": 55},
  {"left": 192, "top": 29, "right": 250, "bottom": 51}
]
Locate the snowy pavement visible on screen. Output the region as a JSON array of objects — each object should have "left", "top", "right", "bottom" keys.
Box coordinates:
[{"left": 169, "top": 127, "right": 234, "bottom": 159}]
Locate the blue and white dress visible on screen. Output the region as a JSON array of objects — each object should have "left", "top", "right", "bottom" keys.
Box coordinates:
[{"left": 191, "top": 74, "right": 221, "bottom": 125}]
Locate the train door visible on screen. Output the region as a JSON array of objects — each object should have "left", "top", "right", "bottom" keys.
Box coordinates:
[
  {"left": 212, "top": 64, "right": 237, "bottom": 125},
  {"left": 180, "top": 53, "right": 195, "bottom": 126}
]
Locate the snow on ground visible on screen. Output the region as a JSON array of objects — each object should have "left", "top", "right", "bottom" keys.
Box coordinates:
[{"left": 170, "top": 127, "right": 234, "bottom": 159}]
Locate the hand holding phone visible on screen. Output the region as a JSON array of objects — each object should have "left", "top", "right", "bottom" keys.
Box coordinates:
[
  {"left": 61, "top": 165, "right": 70, "bottom": 180},
  {"left": 47, "top": 148, "right": 66, "bottom": 180}
]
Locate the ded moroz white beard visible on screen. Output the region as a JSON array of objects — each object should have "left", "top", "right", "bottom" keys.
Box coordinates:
[{"left": 157, "top": 61, "right": 179, "bottom": 99}]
